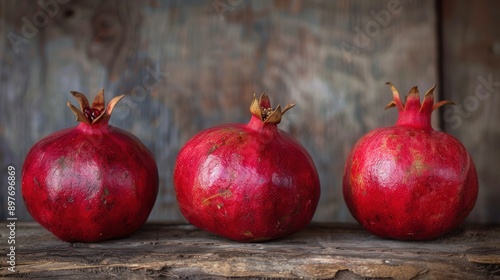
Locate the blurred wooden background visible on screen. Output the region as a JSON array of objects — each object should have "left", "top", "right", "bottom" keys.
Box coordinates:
[{"left": 0, "top": 0, "right": 498, "bottom": 223}]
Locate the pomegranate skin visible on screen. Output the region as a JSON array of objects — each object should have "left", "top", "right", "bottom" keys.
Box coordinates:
[
  {"left": 21, "top": 91, "right": 158, "bottom": 242},
  {"left": 343, "top": 83, "right": 478, "bottom": 240},
  {"left": 174, "top": 94, "right": 320, "bottom": 242}
]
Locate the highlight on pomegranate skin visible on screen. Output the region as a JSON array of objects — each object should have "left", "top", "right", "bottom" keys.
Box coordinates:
[
  {"left": 21, "top": 90, "right": 159, "bottom": 242},
  {"left": 174, "top": 93, "right": 321, "bottom": 242},
  {"left": 343, "top": 83, "right": 478, "bottom": 240}
]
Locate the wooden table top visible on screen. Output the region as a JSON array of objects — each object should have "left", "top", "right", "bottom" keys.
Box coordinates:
[{"left": 1, "top": 222, "right": 499, "bottom": 279}]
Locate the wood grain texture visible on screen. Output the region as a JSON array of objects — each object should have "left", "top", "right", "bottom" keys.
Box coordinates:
[
  {"left": 1, "top": 222, "right": 499, "bottom": 279},
  {"left": 0, "top": 0, "right": 497, "bottom": 224}
]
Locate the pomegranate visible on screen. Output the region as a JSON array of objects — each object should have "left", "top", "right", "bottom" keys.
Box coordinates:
[
  {"left": 174, "top": 93, "right": 320, "bottom": 242},
  {"left": 22, "top": 90, "right": 159, "bottom": 242},
  {"left": 343, "top": 83, "right": 478, "bottom": 240}
]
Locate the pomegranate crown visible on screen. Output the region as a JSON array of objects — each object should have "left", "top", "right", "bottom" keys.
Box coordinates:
[
  {"left": 384, "top": 82, "right": 454, "bottom": 128},
  {"left": 249, "top": 93, "right": 295, "bottom": 124},
  {"left": 67, "top": 89, "right": 125, "bottom": 125}
]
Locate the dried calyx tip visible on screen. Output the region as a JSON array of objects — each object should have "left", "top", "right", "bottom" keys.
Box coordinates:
[
  {"left": 261, "top": 104, "right": 295, "bottom": 121},
  {"left": 67, "top": 89, "right": 125, "bottom": 125},
  {"left": 384, "top": 82, "right": 453, "bottom": 112},
  {"left": 423, "top": 84, "right": 455, "bottom": 110},
  {"left": 250, "top": 93, "right": 295, "bottom": 124}
]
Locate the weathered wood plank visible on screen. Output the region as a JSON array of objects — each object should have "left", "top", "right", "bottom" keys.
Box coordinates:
[
  {"left": 441, "top": 0, "right": 500, "bottom": 224},
  {"left": 1, "top": 223, "right": 499, "bottom": 279}
]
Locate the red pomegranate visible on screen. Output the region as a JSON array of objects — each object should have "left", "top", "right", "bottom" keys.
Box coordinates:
[
  {"left": 174, "top": 93, "right": 320, "bottom": 242},
  {"left": 343, "top": 83, "right": 478, "bottom": 240},
  {"left": 22, "top": 90, "right": 159, "bottom": 242}
]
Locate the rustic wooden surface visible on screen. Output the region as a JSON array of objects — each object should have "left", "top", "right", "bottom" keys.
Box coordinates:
[
  {"left": 1, "top": 222, "right": 500, "bottom": 279},
  {"left": 0, "top": 0, "right": 449, "bottom": 223}
]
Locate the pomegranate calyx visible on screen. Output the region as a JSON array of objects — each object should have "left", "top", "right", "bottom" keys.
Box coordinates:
[
  {"left": 421, "top": 85, "right": 455, "bottom": 112},
  {"left": 249, "top": 93, "right": 295, "bottom": 124},
  {"left": 385, "top": 82, "right": 455, "bottom": 129},
  {"left": 67, "top": 89, "right": 125, "bottom": 125},
  {"left": 385, "top": 82, "right": 404, "bottom": 111},
  {"left": 385, "top": 82, "right": 454, "bottom": 112}
]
